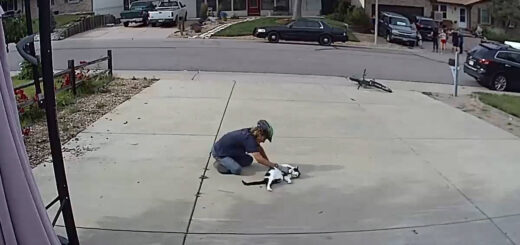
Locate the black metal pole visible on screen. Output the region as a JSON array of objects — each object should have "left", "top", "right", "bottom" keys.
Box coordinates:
[
  {"left": 37, "top": 0, "right": 80, "bottom": 244},
  {"left": 24, "top": 0, "right": 43, "bottom": 107}
]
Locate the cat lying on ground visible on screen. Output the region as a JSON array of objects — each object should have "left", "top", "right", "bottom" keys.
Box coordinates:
[{"left": 242, "top": 164, "right": 301, "bottom": 191}]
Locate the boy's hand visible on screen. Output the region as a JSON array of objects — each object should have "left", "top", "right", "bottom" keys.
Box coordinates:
[{"left": 275, "top": 164, "right": 290, "bottom": 174}]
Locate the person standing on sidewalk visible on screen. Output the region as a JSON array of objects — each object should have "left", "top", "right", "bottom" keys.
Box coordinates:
[
  {"left": 451, "top": 29, "right": 459, "bottom": 53},
  {"left": 432, "top": 27, "right": 439, "bottom": 53},
  {"left": 440, "top": 29, "right": 447, "bottom": 53},
  {"left": 211, "top": 120, "right": 288, "bottom": 175},
  {"left": 458, "top": 33, "right": 464, "bottom": 54}
]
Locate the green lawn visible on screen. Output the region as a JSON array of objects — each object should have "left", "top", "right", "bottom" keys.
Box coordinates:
[
  {"left": 32, "top": 14, "right": 89, "bottom": 33},
  {"left": 214, "top": 17, "right": 290, "bottom": 37},
  {"left": 12, "top": 77, "right": 35, "bottom": 99},
  {"left": 214, "top": 17, "right": 359, "bottom": 42},
  {"left": 478, "top": 93, "right": 520, "bottom": 118}
]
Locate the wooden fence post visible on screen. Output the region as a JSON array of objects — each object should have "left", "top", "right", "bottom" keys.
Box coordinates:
[
  {"left": 107, "top": 50, "right": 113, "bottom": 79},
  {"left": 68, "top": 60, "right": 76, "bottom": 96}
]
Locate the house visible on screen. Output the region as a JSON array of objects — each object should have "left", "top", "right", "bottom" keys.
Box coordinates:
[
  {"left": 431, "top": 0, "right": 478, "bottom": 30},
  {"left": 351, "top": 0, "right": 433, "bottom": 20},
  {"left": 431, "top": 0, "right": 508, "bottom": 31},
  {"left": 1, "top": 0, "right": 128, "bottom": 19}
]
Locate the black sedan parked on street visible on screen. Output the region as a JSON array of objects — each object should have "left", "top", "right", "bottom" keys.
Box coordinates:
[{"left": 253, "top": 19, "right": 348, "bottom": 46}]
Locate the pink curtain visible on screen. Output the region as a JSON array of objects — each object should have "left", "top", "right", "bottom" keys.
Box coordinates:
[{"left": 0, "top": 7, "right": 61, "bottom": 245}]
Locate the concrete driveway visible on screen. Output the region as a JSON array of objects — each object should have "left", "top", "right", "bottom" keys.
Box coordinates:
[
  {"left": 68, "top": 24, "right": 178, "bottom": 40},
  {"left": 33, "top": 72, "right": 520, "bottom": 245}
]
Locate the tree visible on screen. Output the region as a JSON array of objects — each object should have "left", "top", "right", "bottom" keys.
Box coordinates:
[
  {"left": 492, "top": 0, "right": 520, "bottom": 31},
  {"left": 292, "top": 0, "right": 302, "bottom": 20}
]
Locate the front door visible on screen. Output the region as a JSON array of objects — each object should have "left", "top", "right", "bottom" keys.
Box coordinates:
[
  {"left": 247, "top": 0, "right": 260, "bottom": 16},
  {"left": 459, "top": 7, "right": 467, "bottom": 29}
]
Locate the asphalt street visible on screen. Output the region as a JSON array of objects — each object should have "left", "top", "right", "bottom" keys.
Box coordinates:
[{"left": 7, "top": 38, "right": 478, "bottom": 86}]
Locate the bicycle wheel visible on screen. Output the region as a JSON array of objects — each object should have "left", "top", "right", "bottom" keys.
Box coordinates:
[{"left": 370, "top": 81, "right": 393, "bottom": 93}]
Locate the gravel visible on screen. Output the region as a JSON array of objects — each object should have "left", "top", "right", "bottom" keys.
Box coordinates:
[
  {"left": 428, "top": 92, "right": 520, "bottom": 138},
  {"left": 23, "top": 78, "right": 156, "bottom": 168}
]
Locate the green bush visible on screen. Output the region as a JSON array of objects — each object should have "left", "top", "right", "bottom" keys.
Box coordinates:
[
  {"left": 17, "top": 60, "right": 42, "bottom": 80},
  {"left": 483, "top": 27, "right": 520, "bottom": 42},
  {"left": 2, "top": 16, "right": 27, "bottom": 44},
  {"left": 345, "top": 7, "right": 372, "bottom": 33},
  {"left": 329, "top": 0, "right": 353, "bottom": 22},
  {"left": 200, "top": 3, "right": 208, "bottom": 21}
]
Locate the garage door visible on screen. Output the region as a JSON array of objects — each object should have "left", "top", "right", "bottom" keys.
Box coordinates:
[{"left": 371, "top": 5, "right": 424, "bottom": 20}]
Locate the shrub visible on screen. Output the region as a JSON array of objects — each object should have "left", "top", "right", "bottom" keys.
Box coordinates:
[
  {"left": 17, "top": 60, "right": 42, "bottom": 80},
  {"left": 345, "top": 7, "right": 372, "bottom": 33},
  {"left": 2, "top": 16, "right": 27, "bottom": 44},
  {"left": 483, "top": 27, "right": 520, "bottom": 42},
  {"left": 200, "top": 3, "right": 208, "bottom": 21},
  {"left": 330, "top": 0, "right": 352, "bottom": 22}
]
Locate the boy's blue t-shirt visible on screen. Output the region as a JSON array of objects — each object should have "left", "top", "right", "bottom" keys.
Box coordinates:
[{"left": 213, "top": 128, "right": 259, "bottom": 158}]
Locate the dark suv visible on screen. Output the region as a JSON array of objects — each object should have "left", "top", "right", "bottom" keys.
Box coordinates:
[
  {"left": 378, "top": 12, "right": 417, "bottom": 46},
  {"left": 411, "top": 16, "right": 437, "bottom": 41},
  {"left": 464, "top": 43, "right": 520, "bottom": 91}
]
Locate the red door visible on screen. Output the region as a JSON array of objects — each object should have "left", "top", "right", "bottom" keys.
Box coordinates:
[{"left": 247, "top": 0, "right": 261, "bottom": 16}]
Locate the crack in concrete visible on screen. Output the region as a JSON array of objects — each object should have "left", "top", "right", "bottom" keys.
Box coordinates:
[{"left": 181, "top": 80, "right": 237, "bottom": 245}]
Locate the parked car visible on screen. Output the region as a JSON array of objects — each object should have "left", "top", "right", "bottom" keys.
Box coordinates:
[
  {"left": 411, "top": 16, "right": 437, "bottom": 41},
  {"left": 252, "top": 19, "right": 348, "bottom": 46},
  {"left": 464, "top": 42, "right": 520, "bottom": 91},
  {"left": 378, "top": 12, "right": 417, "bottom": 47},
  {"left": 120, "top": 1, "right": 156, "bottom": 27},
  {"left": 148, "top": 0, "right": 187, "bottom": 27}
]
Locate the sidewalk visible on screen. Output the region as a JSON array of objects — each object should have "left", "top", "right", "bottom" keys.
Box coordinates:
[{"left": 33, "top": 72, "right": 520, "bottom": 245}]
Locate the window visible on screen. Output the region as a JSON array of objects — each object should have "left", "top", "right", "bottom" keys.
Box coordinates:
[
  {"left": 305, "top": 21, "right": 321, "bottom": 28},
  {"left": 433, "top": 5, "right": 447, "bottom": 19},
  {"left": 459, "top": 8, "right": 466, "bottom": 23},
  {"left": 0, "top": 0, "right": 18, "bottom": 11},
  {"left": 220, "top": 0, "right": 231, "bottom": 11},
  {"left": 233, "top": 0, "right": 246, "bottom": 10},
  {"left": 497, "top": 52, "right": 520, "bottom": 64},
  {"left": 479, "top": 8, "right": 490, "bottom": 24},
  {"left": 262, "top": 0, "right": 274, "bottom": 10},
  {"left": 159, "top": 1, "right": 179, "bottom": 8},
  {"left": 292, "top": 21, "right": 307, "bottom": 28},
  {"left": 390, "top": 17, "right": 410, "bottom": 26},
  {"left": 510, "top": 53, "right": 520, "bottom": 64}
]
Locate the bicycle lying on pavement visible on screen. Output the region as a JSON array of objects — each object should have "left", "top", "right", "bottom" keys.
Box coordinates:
[{"left": 349, "top": 69, "right": 393, "bottom": 93}]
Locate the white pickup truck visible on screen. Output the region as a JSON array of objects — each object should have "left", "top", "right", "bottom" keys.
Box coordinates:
[{"left": 148, "top": 0, "right": 187, "bottom": 27}]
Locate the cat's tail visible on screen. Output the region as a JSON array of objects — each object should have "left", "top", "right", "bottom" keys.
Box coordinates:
[{"left": 242, "top": 179, "right": 267, "bottom": 186}]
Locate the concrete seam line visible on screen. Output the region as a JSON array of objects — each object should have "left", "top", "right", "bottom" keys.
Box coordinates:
[
  {"left": 55, "top": 212, "right": 520, "bottom": 236},
  {"left": 182, "top": 80, "right": 237, "bottom": 245},
  {"left": 403, "top": 139, "right": 517, "bottom": 245},
  {"left": 191, "top": 70, "right": 200, "bottom": 80}
]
